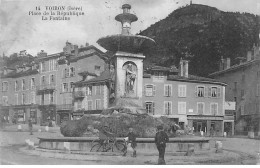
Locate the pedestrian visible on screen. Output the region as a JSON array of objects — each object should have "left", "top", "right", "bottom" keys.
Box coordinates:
[
  {"left": 210, "top": 127, "right": 214, "bottom": 137},
  {"left": 155, "top": 125, "right": 169, "bottom": 165},
  {"left": 28, "top": 118, "right": 33, "bottom": 135},
  {"left": 123, "top": 127, "right": 137, "bottom": 157}
]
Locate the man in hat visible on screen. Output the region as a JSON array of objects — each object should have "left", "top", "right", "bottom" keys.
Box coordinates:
[{"left": 155, "top": 125, "right": 169, "bottom": 165}]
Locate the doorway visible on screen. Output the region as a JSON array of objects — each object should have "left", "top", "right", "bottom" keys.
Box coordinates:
[{"left": 197, "top": 122, "right": 202, "bottom": 132}]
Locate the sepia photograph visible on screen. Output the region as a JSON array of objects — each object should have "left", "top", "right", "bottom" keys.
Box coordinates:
[{"left": 0, "top": 0, "right": 259, "bottom": 165}]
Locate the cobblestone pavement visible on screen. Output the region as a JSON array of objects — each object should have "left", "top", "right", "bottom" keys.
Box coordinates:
[{"left": 0, "top": 124, "right": 259, "bottom": 165}]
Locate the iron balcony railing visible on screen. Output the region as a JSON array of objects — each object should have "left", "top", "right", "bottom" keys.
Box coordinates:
[
  {"left": 56, "top": 104, "right": 73, "bottom": 111},
  {"left": 74, "top": 91, "right": 85, "bottom": 98},
  {"left": 36, "top": 84, "right": 56, "bottom": 92}
]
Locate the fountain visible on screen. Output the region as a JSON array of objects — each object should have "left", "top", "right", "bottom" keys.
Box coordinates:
[
  {"left": 98, "top": 4, "right": 155, "bottom": 114},
  {"left": 37, "top": 4, "right": 210, "bottom": 155}
]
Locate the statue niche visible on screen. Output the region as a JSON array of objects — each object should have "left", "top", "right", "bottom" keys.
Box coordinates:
[{"left": 123, "top": 62, "right": 137, "bottom": 97}]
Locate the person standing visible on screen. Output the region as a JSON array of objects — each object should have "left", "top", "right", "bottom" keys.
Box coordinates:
[
  {"left": 28, "top": 118, "right": 33, "bottom": 135},
  {"left": 155, "top": 125, "right": 169, "bottom": 165},
  {"left": 123, "top": 127, "right": 137, "bottom": 157},
  {"left": 210, "top": 127, "right": 214, "bottom": 137}
]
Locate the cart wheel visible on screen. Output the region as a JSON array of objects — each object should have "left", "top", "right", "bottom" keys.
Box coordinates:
[
  {"left": 90, "top": 143, "right": 102, "bottom": 152},
  {"left": 115, "top": 141, "right": 127, "bottom": 153}
]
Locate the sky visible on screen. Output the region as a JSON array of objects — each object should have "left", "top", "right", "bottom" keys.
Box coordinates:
[{"left": 0, "top": 0, "right": 259, "bottom": 56}]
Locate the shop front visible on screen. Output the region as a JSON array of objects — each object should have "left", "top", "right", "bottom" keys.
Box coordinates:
[
  {"left": 39, "top": 105, "right": 56, "bottom": 126},
  {"left": 30, "top": 108, "right": 37, "bottom": 124},
  {"left": 72, "top": 111, "right": 84, "bottom": 120},
  {"left": 56, "top": 111, "right": 71, "bottom": 125},
  {"left": 188, "top": 115, "right": 224, "bottom": 136},
  {"left": 16, "top": 108, "right": 26, "bottom": 124}
]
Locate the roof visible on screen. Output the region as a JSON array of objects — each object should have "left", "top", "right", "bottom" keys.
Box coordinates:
[
  {"left": 74, "top": 71, "right": 113, "bottom": 86},
  {"left": 209, "top": 59, "right": 260, "bottom": 77},
  {"left": 2, "top": 68, "right": 38, "bottom": 78},
  {"left": 167, "top": 74, "right": 227, "bottom": 86},
  {"left": 78, "top": 71, "right": 97, "bottom": 77}
]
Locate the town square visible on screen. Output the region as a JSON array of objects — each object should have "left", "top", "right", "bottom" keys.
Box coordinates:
[{"left": 0, "top": 0, "right": 260, "bottom": 165}]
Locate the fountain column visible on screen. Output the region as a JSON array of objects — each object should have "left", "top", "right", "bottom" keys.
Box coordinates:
[{"left": 97, "top": 4, "right": 155, "bottom": 113}]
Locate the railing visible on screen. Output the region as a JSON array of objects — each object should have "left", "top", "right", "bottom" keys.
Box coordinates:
[
  {"left": 36, "top": 84, "right": 56, "bottom": 91},
  {"left": 74, "top": 91, "right": 85, "bottom": 98},
  {"left": 56, "top": 104, "right": 73, "bottom": 111}
]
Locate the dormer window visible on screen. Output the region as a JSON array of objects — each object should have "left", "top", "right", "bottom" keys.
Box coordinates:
[{"left": 154, "top": 71, "right": 164, "bottom": 79}]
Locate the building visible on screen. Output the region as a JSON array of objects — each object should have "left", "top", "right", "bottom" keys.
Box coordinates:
[
  {"left": 209, "top": 42, "right": 260, "bottom": 136},
  {"left": 72, "top": 58, "right": 228, "bottom": 136},
  {"left": 0, "top": 42, "right": 106, "bottom": 125}
]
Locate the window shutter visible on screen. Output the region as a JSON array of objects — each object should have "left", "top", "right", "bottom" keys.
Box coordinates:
[
  {"left": 204, "top": 87, "right": 208, "bottom": 97},
  {"left": 152, "top": 102, "right": 155, "bottom": 115},
  {"left": 169, "top": 85, "right": 172, "bottom": 96},
  {"left": 153, "top": 85, "right": 156, "bottom": 96},
  {"left": 169, "top": 102, "right": 172, "bottom": 114},
  {"left": 217, "top": 87, "right": 221, "bottom": 98},
  {"left": 195, "top": 86, "right": 198, "bottom": 97},
  {"left": 164, "top": 85, "right": 167, "bottom": 96},
  {"left": 164, "top": 102, "right": 167, "bottom": 115},
  {"left": 143, "top": 85, "right": 146, "bottom": 96},
  {"left": 208, "top": 87, "right": 212, "bottom": 97}
]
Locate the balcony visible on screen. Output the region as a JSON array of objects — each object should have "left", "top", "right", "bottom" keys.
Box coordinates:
[
  {"left": 56, "top": 104, "right": 73, "bottom": 111},
  {"left": 37, "top": 84, "right": 56, "bottom": 94},
  {"left": 74, "top": 91, "right": 85, "bottom": 99}
]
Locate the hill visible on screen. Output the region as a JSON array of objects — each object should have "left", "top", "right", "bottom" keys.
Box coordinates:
[{"left": 139, "top": 4, "right": 260, "bottom": 77}]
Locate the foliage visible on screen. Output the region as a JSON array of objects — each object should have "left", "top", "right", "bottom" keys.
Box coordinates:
[
  {"left": 140, "top": 4, "right": 260, "bottom": 77},
  {"left": 60, "top": 113, "right": 175, "bottom": 138}
]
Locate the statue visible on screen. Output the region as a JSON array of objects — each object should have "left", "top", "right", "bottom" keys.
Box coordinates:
[{"left": 125, "top": 63, "right": 136, "bottom": 94}]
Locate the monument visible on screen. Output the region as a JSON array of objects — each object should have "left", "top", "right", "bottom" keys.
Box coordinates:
[{"left": 97, "top": 4, "right": 155, "bottom": 114}]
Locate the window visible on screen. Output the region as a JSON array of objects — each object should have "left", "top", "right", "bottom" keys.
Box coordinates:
[
  {"left": 144, "top": 84, "right": 156, "bottom": 96},
  {"left": 62, "top": 83, "right": 69, "bottom": 92},
  {"left": 2, "top": 82, "right": 8, "bottom": 92},
  {"left": 197, "top": 102, "right": 205, "bottom": 115},
  {"left": 31, "top": 92, "right": 35, "bottom": 104},
  {"left": 50, "top": 74, "right": 55, "bottom": 84},
  {"left": 64, "top": 68, "right": 69, "bottom": 78},
  {"left": 209, "top": 86, "right": 221, "bottom": 98},
  {"left": 86, "top": 86, "right": 92, "bottom": 95},
  {"left": 49, "top": 59, "right": 57, "bottom": 71},
  {"left": 164, "top": 101, "right": 172, "bottom": 115},
  {"left": 95, "top": 99, "right": 101, "bottom": 110},
  {"left": 87, "top": 100, "right": 93, "bottom": 110},
  {"left": 15, "top": 81, "right": 19, "bottom": 91},
  {"left": 15, "top": 94, "right": 18, "bottom": 105},
  {"left": 22, "top": 93, "right": 26, "bottom": 105},
  {"left": 164, "top": 84, "right": 172, "bottom": 97},
  {"left": 41, "top": 61, "right": 46, "bottom": 72},
  {"left": 178, "top": 85, "right": 186, "bottom": 97},
  {"left": 210, "top": 103, "right": 218, "bottom": 115},
  {"left": 178, "top": 102, "right": 186, "bottom": 114},
  {"left": 196, "top": 86, "right": 205, "bottom": 97},
  {"left": 70, "top": 82, "right": 74, "bottom": 92},
  {"left": 154, "top": 71, "right": 164, "bottom": 79},
  {"left": 41, "top": 76, "right": 46, "bottom": 85},
  {"left": 145, "top": 102, "right": 155, "bottom": 115},
  {"left": 50, "top": 92, "right": 55, "bottom": 104},
  {"left": 22, "top": 79, "right": 26, "bottom": 90},
  {"left": 31, "top": 78, "right": 35, "bottom": 89},
  {"left": 257, "top": 84, "right": 260, "bottom": 97},
  {"left": 41, "top": 94, "right": 44, "bottom": 105},
  {"left": 95, "top": 85, "right": 101, "bottom": 95},
  {"left": 70, "top": 67, "right": 75, "bottom": 77},
  {"left": 95, "top": 66, "right": 101, "bottom": 70},
  {"left": 2, "top": 96, "right": 8, "bottom": 106}
]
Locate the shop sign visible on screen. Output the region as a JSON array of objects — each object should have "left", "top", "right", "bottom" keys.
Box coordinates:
[{"left": 188, "top": 115, "right": 223, "bottom": 121}]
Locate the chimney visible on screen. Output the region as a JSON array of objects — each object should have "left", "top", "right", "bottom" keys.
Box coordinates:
[
  {"left": 178, "top": 58, "right": 184, "bottom": 77},
  {"left": 179, "top": 58, "right": 189, "bottom": 77},
  {"left": 219, "top": 56, "right": 224, "bottom": 71},
  {"left": 247, "top": 51, "right": 252, "bottom": 61},
  {"left": 226, "top": 58, "right": 230, "bottom": 69},
  {"left": 183, "top": 60, "right": 189, "bottom": 78}
]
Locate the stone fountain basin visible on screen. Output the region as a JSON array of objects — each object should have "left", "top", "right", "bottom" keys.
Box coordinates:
[
  {"left": 38, "top": 136, "right": 210, "bottom": 153},
  {"left": 97, "top": 34, "right": 155, "bottom": 53}
]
